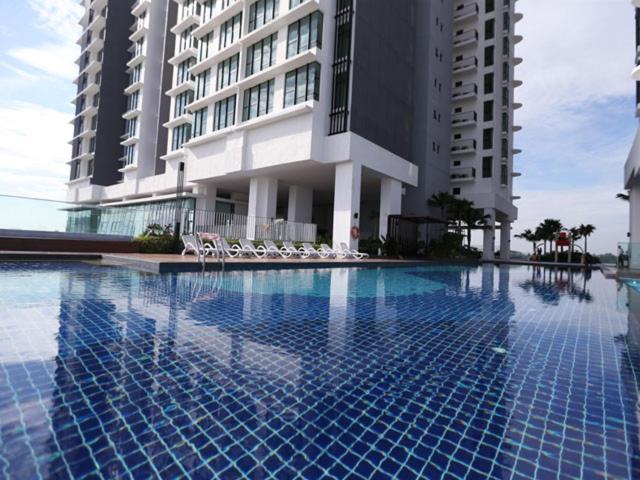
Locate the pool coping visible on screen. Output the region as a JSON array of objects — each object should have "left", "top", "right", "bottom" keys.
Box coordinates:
[{"left": 100, "top": 253, "right": 442, "bottom": 273}]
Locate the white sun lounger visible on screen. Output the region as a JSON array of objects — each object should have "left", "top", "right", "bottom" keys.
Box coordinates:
[
  {"left": 181, "top": 234, "right": 210, "bottom": 258},
  {"left": 239, "top": 239, "right": 268, "bottom": 258},
  {"left": 338, "top": 242, "right": 370, "bottom": 260},
  {"left": 320, "top": 244, "right": 338, "bottom": 259},
  {"left": 282, "top": 241, "right": 303, "bottom": 258},
  {"left": 264, "top": 240, "right": 290, "bottom": 258},
  {"left": 301, "top": 243, "right": 323, "bottom": 259}
]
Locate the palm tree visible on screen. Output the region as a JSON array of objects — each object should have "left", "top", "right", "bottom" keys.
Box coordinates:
[
  {"left": 448, "top": 198, "right": 474, "bottom": 236},
  {"left": 578, "top": 224, "right": 596, "bottom": 256},
  {"left": 428, "top": 192, "right": 455, "bottom": 221},
  {"left": 537, "top": 219, "right": 563, "bottom": 253},
  {"left": 515, "top": 229, "right": 537, "bottom": 256},
  {"left": 568, "top": 227, "right": 581, "bottom": 264},
  {"left": 460, "top": 205, "right": 489, "bottom": 248}
]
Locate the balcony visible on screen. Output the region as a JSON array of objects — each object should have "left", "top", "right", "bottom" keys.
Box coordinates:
[
  {"left": 169, "top": 47, "right": 198, "bottom": 66},
  {"left": 171, "top": 13, "right": 201, "bottom": 35},
  {"left": 132, "top": 0, "right": 151, "bottom": 17},
  {"left": 453, "top": 3, "right": 479, "bottom": 23},
  {"left": 452, "top": 56, "right": 478, "bottom": 75},
  {"left": 451, "top": 139, "right": 476, "bottom": 155},
  {"left": 453, "top": 30, "right": 478, "bottom": 49},
  {"left": 451, "top": 111, "right": 477, "bottom": 127},
  {"left": 452, "top": 83, "right": 477, "bottom": 101},
  {"left": 450, "top": 167, "right": 476, "bottom": 183}
]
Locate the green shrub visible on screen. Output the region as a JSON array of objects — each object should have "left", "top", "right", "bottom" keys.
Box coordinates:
[{"left": 134, "top": 223, "right": 179, "bottom": 254}]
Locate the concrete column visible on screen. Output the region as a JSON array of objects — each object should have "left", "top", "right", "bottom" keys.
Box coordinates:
[
  {"left": 287, "top": 185, "right": 313, "bottom": 224},
  {"left": 483, "top": 209, "right": 496, "bottom": 261},
  {"left": 630, "top": 186, "right": 640, "bottom": 268},
  {"left": 379, "top": 178, "right": 402, "bottom": 241},
  {"left": 500, "top": 222, "right": 511, "bottom": 260},
  {"left": 247, "top": 176, "right": 278, "bottom": 240},
  {"left": 194, "top": 185, "right": 217, "bottom": 212},
  {"left": 193, "top": 185, "right": 217, "bottom": 234},
  {"left": 332, "top": 161, "right": 361, "bottom": 250}
]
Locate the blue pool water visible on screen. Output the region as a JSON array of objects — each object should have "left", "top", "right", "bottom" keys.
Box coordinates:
[{"left": 0, "top": 262, "right": 638, "bottom": 479}]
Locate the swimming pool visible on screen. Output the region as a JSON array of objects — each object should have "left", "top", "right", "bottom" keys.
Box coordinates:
[{"left": 0, "top": 262, "right": 638, "bottom": 479}]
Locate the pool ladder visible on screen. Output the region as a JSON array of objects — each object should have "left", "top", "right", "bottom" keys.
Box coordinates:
[{"left": 197, "top": 235, "right": 225, "bottom": 272}]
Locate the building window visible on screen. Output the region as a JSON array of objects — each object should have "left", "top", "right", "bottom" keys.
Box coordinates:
[
  {"left": 329, "top": 0, "right": 353, "bottom": 135},
  {"left": 248, "top": 0, "right": 279, "bottom": 32},
  {"left": 219, "top": 13, "right": 242, "bottom": 50},
  {"left": 242, "top": 79, "right": 275, "bottom": 121},
  {"left": 245, "top": 33, "right": 278, "bottom": 77},
  {"left": 502, "top": 62, "right": 509, "bottom": 82},
  {"left": 176, "top": 59, "right": 195, "bottom": 84},
  {"left": 125, "top": 118, "right": 137, "bottom": 139},
  {"left": 502, "top": 86, "right": 509, "bottom": 106},
  {"left": 70, "top": 160, "right": 81, "bottom": 180},
  {"left": 89, "top": 137, "right": 96, "bottom": 153},
  {"left": 216, "top": 54, "right": 239, "bottom": 90},
  {"left": 199, "top": 32, "right": 213, "bottom": 61},
  {"left": 178, "top": 26, "right": 197, "bottom": 51},
  {"left": 484, "top": 72, "right": 494, "bottom": 94},
  {"left": 171, "top": 124, "right": 192, "bottom": 151},
  {"left": 452, "top": 187, "right": 461, "bottom": 195},
  {"left": 486, "top": 0, "right": 495, "bottom": 13},
  {"left": 502, "top": 138, "right": 509, "bottom": 158},
  {"left": 87, "top": 159, "right": 94, "bottom": 176},
  {"left": 483, "top": 100, "right": 493, "bottom": 121},
  {"left": 482, "top": 156, "right": 492, "bottom": 178},
  {"left": 90, "top": 115, "right": 98, "bottom": 130},
  {"left": 503, "top": 36, "right": 510, "bottom": 56},
  {"left": 195, "top": 69, "right": 211, "bottom": 99},
  {"left": 124, "top": 145, "right": 136, "bottom": 165},
  {"left": 501, "top": 164, "right": 509, "bottom": 185},
  {"left": 175, "top": 91, "right": 194, "bottom": 118},
  {"left": 483, "top": 128, "right": 493, "bottom": 150},
  {"left": 484, "top": 45, "right": 494, "bottom": 67},
  {"left": 287, "top": 11, "right": 323, "bottom": 58},
  {"left": 290, "top": 0, "right": 306, "bottom": 7},
  {"left": 485, "top": 19, "right": 494, "bottom": 40},
  {"left": 214, "top": 95, "right": 237, "bottom": 131},
  {"left": 192, "top": 107, "right": 208, "bottom": 138},
  {"left": 201, "top": 0, "right": 215, "bottom": 22},
  {"left": 284, "top": 62, "right": 320, "bottom": 107},
  {"left": 502, "top": 112, "right": 509, "bottom": 133}
]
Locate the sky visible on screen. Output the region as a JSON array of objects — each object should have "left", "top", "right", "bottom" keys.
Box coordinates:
[{"left": 0, "top": 0, "right": 635, "bottom": 254}]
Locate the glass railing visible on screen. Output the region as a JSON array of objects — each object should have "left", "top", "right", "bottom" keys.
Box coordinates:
[
  {"left": 617, "top": 242, "right": 640, "bottom": 269},
  {"left": 0, "top": 195, "right": 318, "bottom": 242}
]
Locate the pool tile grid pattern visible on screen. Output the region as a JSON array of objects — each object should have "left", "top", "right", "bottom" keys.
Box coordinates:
[{"left": 0, "top": 263, "right": 638, "bottom": 479}]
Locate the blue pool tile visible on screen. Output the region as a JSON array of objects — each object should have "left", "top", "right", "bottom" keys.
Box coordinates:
[{"left": 0, "top": 262, "right": 639, "bottom": 479}]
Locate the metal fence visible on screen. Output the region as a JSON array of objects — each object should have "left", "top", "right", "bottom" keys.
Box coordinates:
[{"left": 191, "top": 210, "right": 317, "bottom": 243}]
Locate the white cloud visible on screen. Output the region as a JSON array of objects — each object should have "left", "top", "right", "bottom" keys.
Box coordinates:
[
  {"left": 26, "top": 0, "right": 83, "bottom": 44},
  {"left": 8, "top": 44, "right": 78, "bottom": 80},
  {"left": 515, "top": 0, "right": 634, "bottom": 126},
  {"left": 0, "top": 102, "right": 72, "bottom": 200},
  {"left": 506, "top": 0, "right": 636, "bottom": 255}
]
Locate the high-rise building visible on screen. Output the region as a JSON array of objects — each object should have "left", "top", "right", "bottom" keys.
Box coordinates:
[
  {"left": 67, "top": 0, "right": 522, "bottom": 256},
  {"left": 626, "top": 0, "right": 640, "bottom": 267}
]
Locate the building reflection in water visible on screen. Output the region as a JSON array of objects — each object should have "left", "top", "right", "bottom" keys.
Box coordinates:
[
  {"left": 29, "top": 265, "right": 521, "bottom": 478},
  {"left": 6, "top": 262, "right": 629, "bottom": 478}
]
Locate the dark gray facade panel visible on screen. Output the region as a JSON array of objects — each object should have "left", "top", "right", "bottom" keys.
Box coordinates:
[
  {"left": 91, "top": 0, "right": 135, "bottom": 186},
  {"left": 155, "top": 1, "right": 178, "bottom": 175},
  {"left": 349, "top": 0, "right": 416, "bottom": 160},
  {"left": 404, "top": 0, "right": 453, "bottom": 218}
]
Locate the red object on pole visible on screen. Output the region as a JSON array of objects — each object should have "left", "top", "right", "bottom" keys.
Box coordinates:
[{"left": 557, "top": 232, "right": 571, "bottom": 247}]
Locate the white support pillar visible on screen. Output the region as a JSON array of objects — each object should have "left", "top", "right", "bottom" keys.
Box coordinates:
[
  {"left": 332, "top": 161, "right": 361, "bottom": 250},
  {"left": 192, "top": 185, "right": 217, "bottom": 234},
  {"left": 630, "top": 186, "right": 640, "bottom": 268},
  {"left": 483, "top": 209, "right": 496, "bottom": 261},
  {"left": 287, "top": 185, "right": 313, "bottom": 224},
  {"left": 247, "top": 176, "right": 278, "bottom": 240},
  {"left": 500, "top": 222, "right": 511, "bottom": 260},
  {"left": 379, "top": 178, "right": 402, "bottom": 241},
  {"left": 193, "top": 185, "right": 217, "bottom": 212}
]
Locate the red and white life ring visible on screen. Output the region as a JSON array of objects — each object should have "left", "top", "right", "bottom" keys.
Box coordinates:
[{"left": 351, "top": 226, "right": 360, "bottom": 240}]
